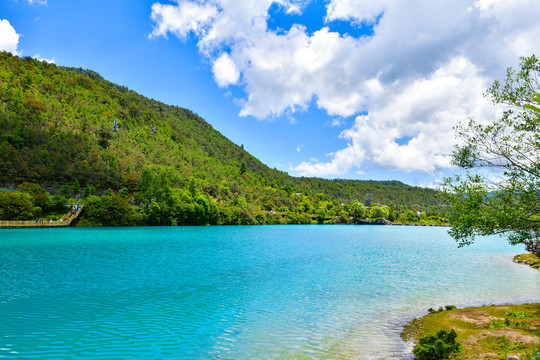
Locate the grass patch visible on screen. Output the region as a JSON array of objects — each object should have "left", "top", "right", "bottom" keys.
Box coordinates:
[
  {"left": 514, "top": 254, "right": 540, "bottom": 270},
  {"left": 402, "top": 303, "right": 540, "bottom": 359},
  {"left": 483, "top": 334, "right": 527, "bottom": 353}
]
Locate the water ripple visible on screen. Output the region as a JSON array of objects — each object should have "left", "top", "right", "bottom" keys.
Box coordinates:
[{"left": 0, "top": 226, "right": 538, "bottom": 359}]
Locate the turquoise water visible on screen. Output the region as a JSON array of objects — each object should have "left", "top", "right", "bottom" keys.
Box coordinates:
[{"left": 0, "top": 226, "right": 538, "bottom": 359}]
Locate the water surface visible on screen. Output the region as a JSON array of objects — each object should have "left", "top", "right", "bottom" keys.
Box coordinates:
[{"left": 0, "top": 226, "right": 538, "bottom": 359}]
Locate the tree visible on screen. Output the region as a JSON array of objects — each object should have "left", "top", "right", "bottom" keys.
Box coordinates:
[
  {"left": 0, "top": 191, "right": 35, "bottom": 220},
  {"left": 444, "top": 55, "right": 540, "bottom": 255},
  {"left": 51, "top": 194, "right": 68, "bottom": 212},
  {"left": 83, "top": 185, "right": 96, "bottom": 198},
  {"left": 315, "top": 208, "right": 326, "bottom": 224},
  {"left": 413, "top": 329, "right": 461, "bottom": 360},
  {"left": 118, "top": 187, "right": 129, "bottom": 200},
  {"left": 72, "top": 180, "right": 81, "bottom": 197},
  {"left": 137, "top": 166, "right": 173, "bottom": 206},
  {"left": 239, "top": 161, "right": 247, "bottom": 175},
  {"left": 348, "top": 200, "right": 366, "bottom": 221},
  {"left": 59, "top": 184, "right": 71, "bottom": 199},
  {"left": 370, "top": 206, "right": 389, "bottom": 219},
  {"left": 364, "top": 193, "right": 374, "bottom": 206},
  {"left": 17, "top": 182, "right": 50, "bottom": 210}
]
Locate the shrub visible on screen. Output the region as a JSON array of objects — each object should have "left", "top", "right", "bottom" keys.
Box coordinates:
[
  {"left": 413, "top": 329, "right": 461, "bottom": 360},
  {"left": 0, "top": 191, "right": 35, "bottom": 220},
  {"left": 370, "top": 206, "right": 389, "bottom": 219}
]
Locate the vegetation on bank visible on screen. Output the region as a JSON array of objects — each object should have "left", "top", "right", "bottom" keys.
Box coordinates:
[
  {"left": 0, "top": 182, "right": 449, "bottom": 226},
  {"left": 514, "top": 254, "right": 540, "bottom": 270},
  {"left": 403, "top": 304, "right": 540, "bottom": 359},
  {"left": 0, "top": 52, "right": 449, "bottom": 226}
]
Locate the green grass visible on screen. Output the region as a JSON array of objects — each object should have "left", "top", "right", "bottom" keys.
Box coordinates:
[
  {"left": 514, "top": 254, "right": 540, "bottom": 270},
  {"left": 402, "top": 303, "right": 540, "bottom": 359}
]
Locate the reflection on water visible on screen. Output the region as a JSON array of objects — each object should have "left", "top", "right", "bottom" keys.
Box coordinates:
[{"left": 0, "top": 226, "right": 538, "bottom": 359}]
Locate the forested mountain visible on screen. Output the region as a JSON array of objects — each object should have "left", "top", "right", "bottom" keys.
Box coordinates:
[{"left": 0, "top": 52, "right": 448, "bottom": 225}]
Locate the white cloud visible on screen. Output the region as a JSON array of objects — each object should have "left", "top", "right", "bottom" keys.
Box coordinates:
[
  {"left": 150, "top": 0, "right": 540, "bottom": 175},
  {"left": 212, "top": 52, "right": 240, "bottom": 87},
  {"left": 0, "top": 19, "right": 20, "bottom": 55},
  {"left": 325, "top": 0, "right": 391, "bottom": 24},
  {"left": 34, "top": 54, "right": 55, "bottom": 63},
  {"left": 149, "top": 1, "right": 218, "bottom": 39},
  {"left": 296, "top": 144, "right": 305, "bottom": 152},
  {"left": 295, "top": 57, "right": 499, "bottom": 175},
  {"left": 26, "top": 0, "right": 47, "bottom": 4},
  {"left": 330, "top": 118, "right": 346, "bottom": 127}
]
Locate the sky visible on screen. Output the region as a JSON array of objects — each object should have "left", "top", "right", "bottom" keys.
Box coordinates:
[{"left": 1, "top": 0, "right": 540, "bottom": 187}]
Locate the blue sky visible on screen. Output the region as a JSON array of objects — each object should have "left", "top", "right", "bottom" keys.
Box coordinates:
[{"left": 2, "top": 0, "right": 540, "bottom": 187}]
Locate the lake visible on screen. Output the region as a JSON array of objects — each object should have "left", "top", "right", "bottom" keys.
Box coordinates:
[{"left": 0, "top": 225, "right": 538, "bottom": 359}]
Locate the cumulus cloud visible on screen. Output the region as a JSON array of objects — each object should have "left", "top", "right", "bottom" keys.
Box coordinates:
[
  {"left": 296, "top": 57, "right": 500, "bottom": 175},
  {"left": 149, "top": 1, "right": 218, "bottom": 39},
  {"left": 212, "top": 52, "right": 240, "bottom": 87},
  {"left": 325, "top": 0, "right": 390, "bottom": 24},
  {"left": 150, "top": 0, "right": 540, "bottom": 175},
  {"left": 33, "top": 54, "right": 55, "bottom": 63},
  {"left": 0, "top": 19, "right": 20, "bottom": 55}
]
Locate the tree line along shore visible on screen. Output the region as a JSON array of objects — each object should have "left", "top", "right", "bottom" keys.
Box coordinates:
[
  {"left": 0, "top": 181, "right": 449, "bottom": 227},
  {"left": 0, "top": 52, "right": 448, "bottom": 226}
]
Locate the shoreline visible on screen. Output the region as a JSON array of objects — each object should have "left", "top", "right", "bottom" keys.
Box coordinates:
[
  {"left": 401, "top": 302, "right": 540, "bottom": 359},
  {"left": 401, "top": 255, "right": 540, "bottom": 359},
  {"left": 0, "top": 221, "right": 451, "bottom": 229}
]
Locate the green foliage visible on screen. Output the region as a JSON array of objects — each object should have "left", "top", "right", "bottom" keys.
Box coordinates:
[
  {"left": 17, "top": 182, "right": 50, "bottom": 209},
  {"left": 444, "top": 55, "right": 540, "bottom": 249},
  {"left": 487, "top": 317, "right": 530, "bottom": 329},
  {"left": 412, "top": 329, "right": 461, "bottom": 360},
  {"left": 72, "top": 180, "right": 81, "bottom": 196},
  {"left": 348, "top": 200, "right": 366, "bottom": 221},
  {"left": 83, "top": 185, "right": 96, "bottom": 198},
  {"left": 507, "top": 310, "right": 528, "bottom": 319},
  {"left": 369, "top": 206, "right": 389, "bottom": 219},
  {"left": 51, "top": 194, "right": 68, "bottom": 212},
  {"left": 0, "top": 52, "right": 449, "bottom": 225},
  {"left": 400, "top": 210, "right": 420, "bottom": 223},
  {"left": 0, "top": 191, "right": 35, "bottom": 220},
  {"left": 364, "top": 193, "right": 374, "bottom": 206},
  {"left": 427, "top": 305, "right": 456, "bottom": 314},
  {"left": 59, "top": 184, "right": 71, "bottom": 199},
  {"left": 485, "top": 334, "right": 526, "bottom": 353},
  {"left": 118, "top": 187, "right": 129, "bottom": 199},
  {"left": 315, "top": 208, "right": 326, "bottom": 224},
  {"left": 239, "top": 161, "right": 247, "bottom": 175},
  {"left": 82, "top": 193, "right": 135, "bottom": 226}
]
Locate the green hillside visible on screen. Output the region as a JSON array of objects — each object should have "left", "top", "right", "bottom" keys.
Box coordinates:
[{"left": 0, "top": 52, "right": 448, "bottom": 225}]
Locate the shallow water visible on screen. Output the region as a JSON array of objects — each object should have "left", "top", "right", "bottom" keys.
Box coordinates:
[{"left": 0, "top": 225, "right": 538, "bottom": 359}]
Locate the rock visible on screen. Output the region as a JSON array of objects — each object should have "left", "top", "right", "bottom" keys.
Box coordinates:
[
  {"left": 506, "top": 356, "right": 520, "bottom": 360},
  {"left": 373, "top": 218, "right": 392, "bottom": 225}
]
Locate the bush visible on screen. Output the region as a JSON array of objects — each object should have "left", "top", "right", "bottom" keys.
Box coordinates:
[
  {"left": 0, "top": 191, "right": 35, "bottom": 220},
  {"left": 413, "top": 329, "right": 461, "bottom": 360},
  {"left": 370, "top": 206, "right": 389, "bottom": 219}
]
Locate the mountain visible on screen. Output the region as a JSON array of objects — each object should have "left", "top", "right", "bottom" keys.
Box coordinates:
[{"left": 0, "top": 52, "right": 447, "bottom": 225}]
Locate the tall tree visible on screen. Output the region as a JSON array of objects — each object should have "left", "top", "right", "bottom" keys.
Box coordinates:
[{"left": 444, "top": 55, "right": 540, "bottom": 255}]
